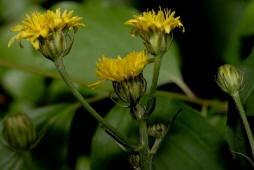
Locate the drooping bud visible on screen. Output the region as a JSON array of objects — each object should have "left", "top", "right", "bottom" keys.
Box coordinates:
[
  {"left": 148, "top": 123, "right": 167, "bottom": 138},
  {"left": 129, "top": 154, "right": 140, "bottom": 170},
  {"left": 39, "top": 30, "right": 74, "bottom": 61},
  {"left": 216, "top": 64, "right": 243, "bottom": 96},
  {"left": 113, "top": 74, "right": 147, "bottom": 107},
  {"left": 3, "top": 112, "right": 37, "bottom": 151}
]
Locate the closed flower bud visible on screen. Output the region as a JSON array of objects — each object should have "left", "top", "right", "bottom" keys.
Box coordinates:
[
  {"left": 113, "top": 74, "right": 147, "bottom": 107},
  {"left": 216, "top": 64, "right": 243, "bottom": 96},
  {"left": 148, "top": 123, "right": 167, "bottom": 138},
  {"left": 129, "top": 154, "right": 140, "bottom": 169},
  {"left": 39, "top": 30, "right": 74, "bottom": 60},
  {"left": 3, "top": 112, "right": 37, "bottom": 151}
]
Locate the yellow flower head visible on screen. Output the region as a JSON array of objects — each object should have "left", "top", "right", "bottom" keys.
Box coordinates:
[
  {"left": 89, "top": 50, "right": 148, "bottom": 88},
  {"left": 125, "top": 8, "right": 184, "bottom": 36},
  {"left": 8, "top": 8, "right": 86, "bottom": 50}
]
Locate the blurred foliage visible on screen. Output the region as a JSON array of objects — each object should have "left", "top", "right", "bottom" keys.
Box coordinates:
[{"left": 0, "top": 0, "right": 253, "bottom": 170}]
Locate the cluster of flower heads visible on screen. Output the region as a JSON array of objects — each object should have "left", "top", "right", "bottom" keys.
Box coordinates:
[
  {"left": 8, "top": 8, "right": 85, "bottom": 49},
  {"left": 125, "top": 8, "right": 184, "bottom": 37},
  {"left": 8, "top": 7, "right": 184, "bottom": 88}
]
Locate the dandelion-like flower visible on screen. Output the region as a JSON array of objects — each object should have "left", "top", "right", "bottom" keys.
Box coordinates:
[
  {"left": 125, "top": 8, "right": 184, "bottom": 36},
  {"left": 8, "top": 8, "right": 85, "bottom": 50},
  {"left": 90, "top": 51, "right": 148, "bottom": 106},
  {"left": 125, "top": 8, "right": 184, "bottom": 55},
  {"left": 90, "top": 50, "right": 148, "bottom": 87}
]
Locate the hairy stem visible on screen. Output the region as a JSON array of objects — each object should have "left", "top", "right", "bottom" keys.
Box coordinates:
[
  {"left": 139, "top": 120, "right": 152, "bottom": 170},
  {"left": 149, "top": 55, "right": 162, "bottom": 100},
  {"left": 232, "top": 92, "right": 254, "bottom": 159},
  {"left": 54, "top": 57, "right": 138, "bottom": 151}
]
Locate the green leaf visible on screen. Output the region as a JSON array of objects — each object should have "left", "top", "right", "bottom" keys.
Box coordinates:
[
  {"left": 0, "top": 103, "right": 79, "bottom": 170},
  {"left": 91, "top": 96, "right": 228, "bottom": 170},
  {"left": 239, "top": 48, "right": 254, "bottom": 115},
  {"left": 75, "top": 156, "right": 91, "bottom": 170},
  {"left": 2, "top": 70, "right": 45, "bottom": 106},
  {"left": 220, "top": 0, "right": 254, "bottom": 64},
  {"left": 28, "top": 103, "right": 79, "bottom": 170},
  {"left": 239, "top": 0, "right": 254, "bottom": 36}
]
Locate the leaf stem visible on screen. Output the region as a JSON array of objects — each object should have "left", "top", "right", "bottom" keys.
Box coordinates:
[
  {"left": 232, "top": 92, "right": 254, "bottom": 159},
  {"left": 53, "top": 57, "right": 138, "bottom": 151}
]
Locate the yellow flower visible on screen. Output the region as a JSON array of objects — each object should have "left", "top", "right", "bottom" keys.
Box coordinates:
[
  {"left": 125, "top": 8, "right": 184, "bottom": 36},
  {"left": 89, "top": 50, "right": 148, "bottom": 88},
  {"left": 8, "top": 8, "right": 86, "bottom": 50}
]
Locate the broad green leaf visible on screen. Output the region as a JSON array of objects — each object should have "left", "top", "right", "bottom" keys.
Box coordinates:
[
  {"left": 239, "top": 48, "right": 254, "bottom": 115},
  {"left": 91, "top": 96, "right": 229, "bottom": 170},
  {"left": 239, "top": 0, "right": 254, "bottom": 36},
  {"left": 220, "top": 0, "right": 254, "bottom": 64},
  {"left": 28, "top": 103, "right": 79, "bottom": 170},
  {"left": 75, "top": 156, "right": 91, "bottom": 170},
  {"left": 0, "top": 0, "right": 42, "bottom": 23},
  {"left": 2, "top": 70, "right": 45, "bottom": 105},
  {"left": 0, "top": 103, "right": 78, "bottom": 170}
]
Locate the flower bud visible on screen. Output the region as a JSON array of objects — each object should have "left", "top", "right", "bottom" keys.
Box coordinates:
[
  {"left": 129, "top": 154, "right": 140, "bottom": 169},
  {"left": 112, "top": 74, "right": 147, "bottom": 107},
  {"left": 148, "top": 123, "right": 167, "bottom": 138},
  {"left": 146, "top": 32, "right": 168, "bottom": 56},
  {"left": 216, "top": 64, "right": 243, "bottom": 96},
  {"left": 3, "top": 112, "right": 37, "bottom": 151},
  {"left": 39, "top": 30, "right": 74, "bottom": 60}
]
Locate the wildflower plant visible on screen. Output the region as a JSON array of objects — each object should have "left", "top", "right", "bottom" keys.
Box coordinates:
[
  {"left": 3, "top": 2, "right": 254, "bottom": 170},
  {"left": 6, "top": 7, "right": 185, "bottom": 170}
]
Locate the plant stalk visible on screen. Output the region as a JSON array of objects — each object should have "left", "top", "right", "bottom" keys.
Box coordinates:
[
  {"left": 149, "top": 55, "right": 162, "bottom": 99},
  {"left": 232, "top": 92, "right": 254, "bottom": 159},
  {"left": 54, "top": 57, "right": 138, "bottom": 151},
  {"left": 23, "top": 151, "right": 33, "bottom": 170},
  {"left": 139, "top": 120, "right": 152, "bottom": 170}
]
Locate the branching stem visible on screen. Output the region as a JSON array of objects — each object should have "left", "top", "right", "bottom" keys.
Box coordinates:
[{"left": 54, "top": 57, "right": 138, "bottom": 151}]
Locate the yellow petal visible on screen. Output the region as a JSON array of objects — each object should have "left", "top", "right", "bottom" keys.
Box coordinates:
[{"left": 8, "top": 35, "right": 17, "bottom": 48}]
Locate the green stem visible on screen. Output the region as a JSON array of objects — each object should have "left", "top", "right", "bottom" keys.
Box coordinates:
[
  {"left": 139, "top": 120, "right": 152, "bottom": 170},
  {"left": 149, "top": 55, "right": 162, "bottom": 99},
  {"left": 150, "top": 138, "right": 163, "bottom": 154},
  {"left": 22, "top": 151, "right": 33, "bottom": 170},
  {"left": 54, "top": 57, "right": 138, "bottom": 151},
  {"left": 232, "top": 92, "right": 254, "bottom": 159}
]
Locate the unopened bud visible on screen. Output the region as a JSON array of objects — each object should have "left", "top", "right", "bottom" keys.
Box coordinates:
[
  {"left": 129, "top": 154, "right": 140, "bottom": 169},
  {"left": 148, "top": 123, "right": 167, "bottom": 138},
  {"left": 113, "top": 74, "right": 147, "bottom": 107},
  {"left": 3, "top": 112, "right": 37, "bottom": 151},
  {"left": 216, "top": 64, "right": 243, "bottom": 96},
  {"left": 39, "top": 30, "right": 74, "bottom": 60}
]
